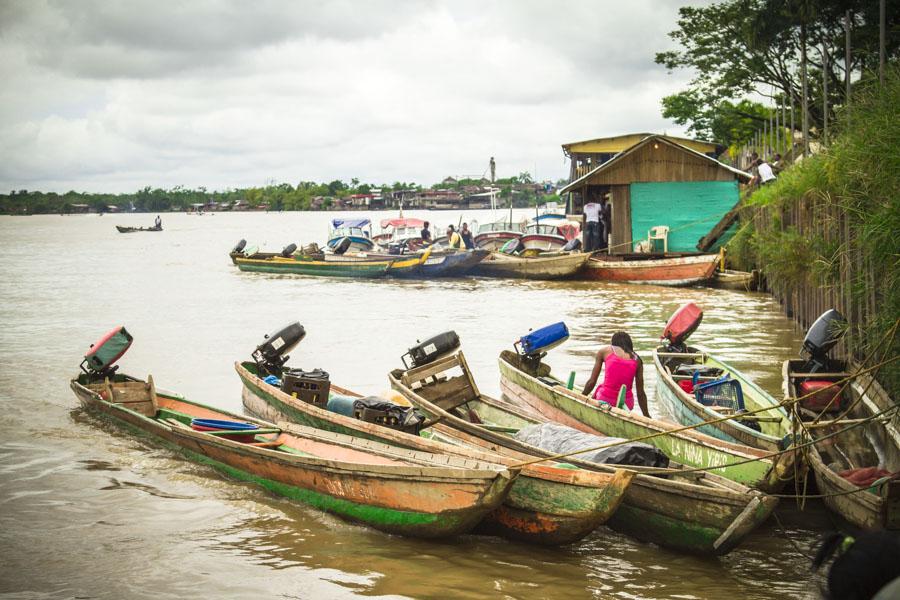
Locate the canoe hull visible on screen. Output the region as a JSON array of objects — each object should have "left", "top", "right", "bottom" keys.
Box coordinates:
[
  {"left": 472, "top": 252, "right": 589, "bottom": 280},
  {"left": 388, "top": 352, "right": 778, "bottom": 554},
  {"left": 653, "top": 349, "right": 791, "bottom": 452},
  {"left": 116, "top": 225, "right": 162, "bottom": 233},
  {"left": 236, "top": 362, "right": 633, "bottom": 545},
  {"left": 474, "top": 232, "right": 521, "bottom": 250},
  {"left": 784, "top": 359, "right": 900, "bottom": 529},
  {"left": 497, "top": 351, "right": 788, "bottom": 491},
  {"left": 584, "top": 254, "right": 719, "bottom": 286},
  {"left": 520, "top": 233, "right": 567, "bottom": 252},
  {"left": 235, "top": 255, "right": 391, "bottom": 278},
  {"left": 71, "top": 376, "right": 512, "bottom": 538}
]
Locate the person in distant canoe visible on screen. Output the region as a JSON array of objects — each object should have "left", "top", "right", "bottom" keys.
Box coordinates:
[
  {"left": 420, "top": 221, "right": 432, "bottom": 245},
  {"left": 582, "top": 331, "right": 650, "bottom": 417},
  {"left": 460, "top": 222, "right": 475, "bottom": 249},
  {"left": 447, "top": 224, "right": 462, "bottom": 249},
  {"left": 154, "top": 215, "right": 161, "bottom": 228}
]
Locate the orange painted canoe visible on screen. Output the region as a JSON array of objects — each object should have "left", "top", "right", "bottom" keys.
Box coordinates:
[{"left": 584, "top": 253, "right": 719, "bottom": 286}]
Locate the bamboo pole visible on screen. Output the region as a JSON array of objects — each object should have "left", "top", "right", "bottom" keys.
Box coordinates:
[
  {"left": 790, "top": 97, "right": 795, "bottom": 158},
  {"left": 845, "top": 11, "right": 852, "bottom": 106},
  {"left": 823, "top": 43, "right": 829, "bottom": 145},
  {"left": 880, "top": 0, "right": 886, "bottom": 85},
  {"left": 801, "top": 24, "right": 810, "bottom": 157}
]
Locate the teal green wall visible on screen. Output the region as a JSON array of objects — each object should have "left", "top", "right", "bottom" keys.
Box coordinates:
[{"left": 630, "top": 181, "right": 739, "bottom": 252}]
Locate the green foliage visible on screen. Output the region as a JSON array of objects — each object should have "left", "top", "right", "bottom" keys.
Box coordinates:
[
  {"left": 657, "top": 0, "right": 899, "bottom": 143},
  {"left": 663, "top": 93, "right": 772, "bottom": 146},
  {"left": 728, "top": 66, "right": 900, "bottom": 394}
]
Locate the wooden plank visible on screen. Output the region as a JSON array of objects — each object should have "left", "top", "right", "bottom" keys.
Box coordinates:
[
  {"left": 402, "top": 354, "right": 461, "bottom": 385},
  {"left": 788, "top": 372, "right": 851, "bottom": 379},
  {"left": 697, "top": 201, "right": 741, "bottom": 251}
]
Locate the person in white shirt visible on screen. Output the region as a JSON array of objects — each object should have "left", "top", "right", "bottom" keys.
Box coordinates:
[
  {"left": 583, "top": 199, "right": 602, "bottom": 252},
  {"left": 758, "top": 161, "right": 776, "bottom": 185}
]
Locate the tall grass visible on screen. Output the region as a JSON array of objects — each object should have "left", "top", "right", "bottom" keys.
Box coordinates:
[{"left": 729, "top": 66, "right": 900, "bottom": 395}]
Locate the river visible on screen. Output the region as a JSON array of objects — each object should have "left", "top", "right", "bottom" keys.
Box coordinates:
[{"left": 0, "top": 211, "right": 835, "bottom": 599}]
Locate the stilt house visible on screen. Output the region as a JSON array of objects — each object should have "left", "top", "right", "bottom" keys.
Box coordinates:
[{"left": 560, "top": 134, "right": 750, "bottom": 253}]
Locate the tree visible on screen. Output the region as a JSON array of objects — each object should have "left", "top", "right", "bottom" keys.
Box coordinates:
[
  {"left": 662, "top": 94, "right": 772, "bottom": 146},
  {"left": 656, "top": 0, "right": 899, "bottom": 143}
]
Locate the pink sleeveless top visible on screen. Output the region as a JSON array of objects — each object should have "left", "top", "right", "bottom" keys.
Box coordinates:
[{"left": 593, "top": 353, "right": 638, "bottom": 410}]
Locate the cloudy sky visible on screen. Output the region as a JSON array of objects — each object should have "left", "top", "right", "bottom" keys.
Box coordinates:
[{"left": 0, "top": 0, "right": 699, "bottom": 193}]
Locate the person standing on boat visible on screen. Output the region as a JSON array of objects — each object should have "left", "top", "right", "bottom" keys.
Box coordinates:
[
  {"left": 420, "top": 221, "right": 432, "bottom": 246},
  {"left": 581, "top": 332, "right": 650, "bottom": 417},
  {"left": 447, "top": 224, "right": 462, "bottom": 249},
  {"left": 460, "top": 223, "right": 475, "bottom": 249},
  {"left": 598, "top": 194, "right": 611, "bottom": 251},
  {"left": 154, "top": 215, "right": 161, "bottom": 228},
  {"left": 583, "top": 198, "right": 601, "bottom": 252}
]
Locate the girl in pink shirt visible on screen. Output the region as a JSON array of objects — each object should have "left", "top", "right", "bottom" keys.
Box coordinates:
[{"left": 581, "top": 332, "right": 650, "bottom": 417}]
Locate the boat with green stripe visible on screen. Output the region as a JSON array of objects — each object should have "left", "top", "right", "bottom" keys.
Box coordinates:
[
  {"left": 236, "top": 360, "right": 636, "bottom": 546},
  {"left": 387, "top": 350, "right": 778, "bottom": 555},
  {"left": 654, "top": 347, "right": 793, "bottom": 451},
  {"left": 70, "top": 339, "right": 515, "bottom": 538},
  {"left": 499, "top": 350, "right": 791, "bottom": 492}
]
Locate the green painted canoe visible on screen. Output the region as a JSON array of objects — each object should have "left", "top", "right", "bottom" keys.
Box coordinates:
[
  {"left": 70, "top": 372, "right": 515, "bottom": 538},
  {"left": 498, "top": 350, "right": 792, "bottom": 492},
  {"left": 653, "top": 346, "right": 793, "bottom": 451},
  {"left": 236, "top": 361, "right": 635, "bottom": 546},
  {"left": 235, "top": 254, "right": 393, "bottom": 277},
  {"left": 386, "top": 351, "right": 778, "bottom": 555}
]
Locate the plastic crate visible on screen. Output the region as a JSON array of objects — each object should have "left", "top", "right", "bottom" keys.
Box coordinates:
[{"left": 694, "top": 377, "right": 745, "bottom": 411}]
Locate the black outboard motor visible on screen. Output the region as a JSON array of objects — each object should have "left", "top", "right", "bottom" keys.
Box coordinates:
[
  {"left": 333, "top": 237, "right": 353, "bottom": 255},
  {"left": 252, "top": 322, "right": 306, "bottom": 377},
  {"left": 562, "top": 237, "right": 582, "bottom": 252},
  {"left": 232, "top": 239, "right": 247, "bottom": 254},
  {"left": 402, "top": 331, "right": 461, "bottom": 369},
  {"left": 801, "top": 309, "right": 847, "bottom": 372},
  {"left": 281, "top": 243, "right": 297, "bottom": 258}
]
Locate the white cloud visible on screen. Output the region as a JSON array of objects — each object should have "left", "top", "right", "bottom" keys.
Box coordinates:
[{"left": 0, "top": 0, "right": 698, "bottom": 192}]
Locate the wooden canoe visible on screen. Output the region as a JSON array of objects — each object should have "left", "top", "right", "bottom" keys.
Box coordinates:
[
  {"left": 784, "top": 359, "right": 900, "bottom": 529},
  {"left": 235, "top": 254, "right": 393, "bottom": 278},
  {"left": 70, "top": 372, "right": 516, "bottom": 538},
  {"left": 653, "top": 346, "right": 793, "bottom": 452},
  {"left": 707, "top": 269, "right": 760, "bottom": 291},
  {"left": 583, "top": 253, "right": 719, "bottom": 286},
  {"left": 235, "top": 361, "right": 635, "bottom": 545},
  {"left": 387, "top": 351, "right": 778, "bottom": 555},
  {"left": 498, "top": 350, "right": 791, "bottom": 492},
  {"left": 116, "top": 225, "right": 162, "bottom": 233},
  {"left": 471, "top": 251, "right": 589, "bottom": 280}
]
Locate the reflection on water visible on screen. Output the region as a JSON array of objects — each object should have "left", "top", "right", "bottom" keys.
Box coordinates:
[{"left": 0, "top": 212, "right": 828, "bottom": 599}]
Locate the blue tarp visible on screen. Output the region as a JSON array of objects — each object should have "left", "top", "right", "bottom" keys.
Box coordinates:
[{"left": 331, "top": 218, "right": 371, "bottom": 229}]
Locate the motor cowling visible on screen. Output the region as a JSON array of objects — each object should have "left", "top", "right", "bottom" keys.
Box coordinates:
[
  {"left": 81, "top": 326, "right": 134, "bottom": 378},
  {"left": 402, "top": 331, "right": 461, "bottom": 369},
  {"left": 281, "top": 243, "right": 298, "bottom": 258},
  {"left": 232, "top": 239, "right": 247, "bottom": 254},
  {"left": 662, "top": 302, "right": 703, "bottom": 350},
  {"left": 801, "top": 309, "right": 847, "bottom": 372},
  {"left": 253, "top": 322, "right": 306, "bottom": 376},
  {"left": 516, "top": 322, "right": 569, "bottom": 357},
  {"left": 333, "top": 237, "right": 353, "bottom": 255}
]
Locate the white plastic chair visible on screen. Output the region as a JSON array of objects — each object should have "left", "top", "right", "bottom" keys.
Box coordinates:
[{"left": 648, "top": 226, "right": 669, "bottom": 253}]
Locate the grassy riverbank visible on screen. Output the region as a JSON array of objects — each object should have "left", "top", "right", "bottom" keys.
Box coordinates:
[{"left": 729, "top": 67, "right": 899, "bottom": 395}]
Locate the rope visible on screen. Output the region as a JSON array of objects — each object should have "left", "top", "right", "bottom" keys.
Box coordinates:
[{"left": 507, "top": 354, "right": 899, "bottom": 469}]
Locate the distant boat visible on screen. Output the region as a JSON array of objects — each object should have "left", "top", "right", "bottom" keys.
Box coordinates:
[
  {"left": 472, "top": 251, "right": 589, "bottom": 280},
  {"left": 583, "top": 253, "right": 719, "bottom": 286},
  {"left": 520, "top": 214, "right": 581, "bottom": 252},
  {"left": 116, "top": 225, "right": 162, "bottom": 233},
  {"left": 474, "top": 220, "right": 524, "bottom": 250},
  {"left": 327, "top": 218, "right": 376, "bottom": 252}
]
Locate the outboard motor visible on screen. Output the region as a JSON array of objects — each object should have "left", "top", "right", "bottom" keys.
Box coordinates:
[
  {"left": 333, "top": 237, "right": 353, "bottom": 255},
  {"left": 80, "top": 326, "right": 134, "bottom": 380},
  {"left": 402, "top": 331, "right": 461, "bottom": 369},
  {"left": 252, "top": 322, "right": 306, "bottom": 377},
  {"left": 515, "top": 322, "right": 569, "bottom": 370},
  {"left": 661, "top": 302, "right": 703, "bottom": 352},
  {"left": 280, "top": 243, "right": 298, "bottom": 258},
  {"left": 500, "top": 238, "right": 524, "bottom": 255},
  {"left": 562, "top": 237, "right": 582, "bottom": 252},
  {"left": 232, "top": 239, "right": 247, "bottom": 254},
  {"left": 801, "top": 309, "right": 847, "bottom": 373}
]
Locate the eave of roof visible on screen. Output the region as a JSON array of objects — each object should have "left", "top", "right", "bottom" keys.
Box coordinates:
[{"left": 559, "top": 135, "right": 750, "bottom": 195}]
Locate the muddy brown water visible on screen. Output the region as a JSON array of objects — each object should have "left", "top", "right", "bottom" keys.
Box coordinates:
[{"left": 0, "top": 212, "right": 836, "bottom": 599}]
